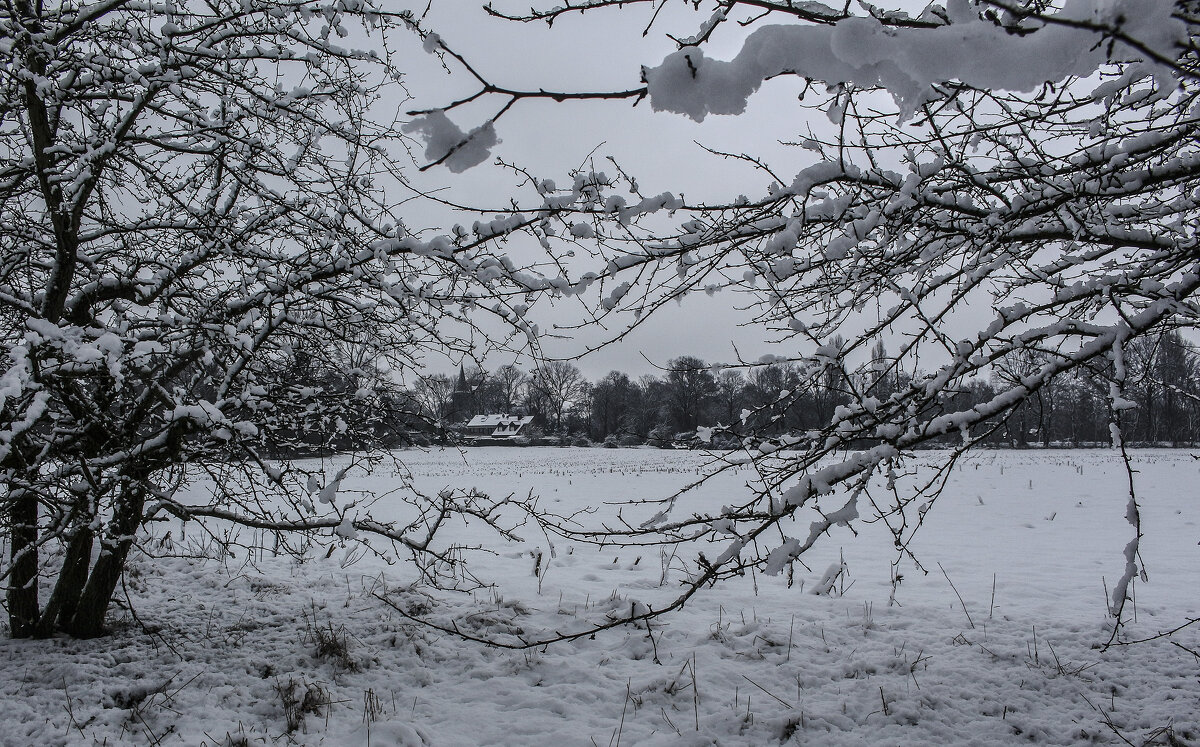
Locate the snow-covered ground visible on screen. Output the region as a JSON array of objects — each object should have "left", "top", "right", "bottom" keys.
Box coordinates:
[{"left": 2, "top": 448, "right": 1197, "bottom": 746}]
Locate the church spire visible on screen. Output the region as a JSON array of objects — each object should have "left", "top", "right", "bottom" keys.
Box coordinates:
[{"left": 456, "top": 364, "right": 469, "bottom": 392}]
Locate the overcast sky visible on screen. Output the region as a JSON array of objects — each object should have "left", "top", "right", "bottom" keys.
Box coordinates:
[
  {"left": 389, "top": 3, "right": 857, "bottom": 380},
  {"left": 387, "top": 1, "right": 1177, "bottom": 388}
]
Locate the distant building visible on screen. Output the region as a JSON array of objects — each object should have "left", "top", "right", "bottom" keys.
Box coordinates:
[
  {"left": 447, "top": 365, "right": 474, "bottom": 422},
  {"left": 462, "top": 414, "right": 535, "bottom": 440}
]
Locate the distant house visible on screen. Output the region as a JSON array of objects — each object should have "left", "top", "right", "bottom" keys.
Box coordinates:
[{"left": 462, "top": 414, "right": 535, "bottom": 440}]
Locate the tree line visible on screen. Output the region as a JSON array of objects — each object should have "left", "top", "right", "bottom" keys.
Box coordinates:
[{"left": 275, "top": 328, "right": 1200, "bottom": 450}]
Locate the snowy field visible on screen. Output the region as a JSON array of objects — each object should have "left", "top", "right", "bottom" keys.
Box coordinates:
[{"left": 1, "top": 447, "right": 1197, "bottom": 746}]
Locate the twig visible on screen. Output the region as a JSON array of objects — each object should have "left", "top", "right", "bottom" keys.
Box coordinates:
[
  {"left": 740, "top": 674, "right": 794, "bottom": 710},
  {"left": 1109, "top": 617, "right": 1200, "bottom": 646},
  {"left": 62, "top": 677, "right": 89, "bottom": 738},
  {"left": 938, "top": 562, "right": 975, "bottom": 629},
  {"left": 611, "top": 678, "right": 631, "bottom": 747},
  {"left": 1079, "top": 691, "right": 1138, "bottom": 747},
  {"left": 1171, "top": 640, "right": 1200, "bottom": 661},
  {"left": 989, "top": 573, "right": 996, "bottom": 620},
  {"left": 692, "top": 654, "right": 699, "bottom": 731}
]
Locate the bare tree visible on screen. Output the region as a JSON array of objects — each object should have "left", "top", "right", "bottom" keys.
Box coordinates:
[
  {"left": 526, "top": 361, "right": 588, "bottom": 433},
  {"left": 410, "top": 0, "right": 1199, "bottom": 640},
  {"left": 589, "top": 370, "right": 642, "bottom": 441},
  {"left": 712, "top": 369, "right": 746, "bottom": 427},
  {"left": 864, "top": 341, "right": 900, "bottom": 403},
  {"left": 992, "top": 347, "right": 1054, "bottom": 447},
  {"left": 1152, "top": 331, "right": 1199, "bottom": 442},
  {"left": 493, "top": 364, "right": 529, "bottom": 413},
  {"left": 412, "top": 374, "right": 459, "bottom": 427},
  {"left": 0, "top": 0, "right": 546, "bottom": 638},
  {"left": 664, "top": 356, "right": 718, "bottom": 433},
  {"left": 742, "top": 362, "right": 795, "bottom": 435}
]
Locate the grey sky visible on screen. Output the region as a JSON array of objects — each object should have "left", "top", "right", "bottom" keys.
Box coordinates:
[{"left": 392, "top": 2, "right": 823, "bottom": 379}]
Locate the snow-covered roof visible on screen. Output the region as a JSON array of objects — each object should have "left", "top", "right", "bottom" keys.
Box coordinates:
[{"left": 465, "top": 414, "right": 533, "bottom": 429}]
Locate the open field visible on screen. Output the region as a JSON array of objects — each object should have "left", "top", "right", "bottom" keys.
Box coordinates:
[{"left": 1, "top": 448, "right": 1197, "bottom": 745}]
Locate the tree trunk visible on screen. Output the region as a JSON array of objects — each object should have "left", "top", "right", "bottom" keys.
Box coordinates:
[
  {"left": 34, "top": 527, "right": 93, "bottom": 638},
  {"left": 7, "top": 487, "right": 40, "bottom": 638},
  {"left": 63, "top": 486, "right": 144, "bottom": 639}
]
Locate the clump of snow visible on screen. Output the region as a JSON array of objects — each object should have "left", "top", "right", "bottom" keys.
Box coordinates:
[
  {"left": 811, "top": 559, "right": 847, "bottom": 595},
  {"left": 402, "top": 111, "right": 500, "bottom": 173},
  {"left": 568, "top": 222, "right": 595, "bottom": 239},
  {"left": 600, "top": 281, "right": 631, "bottom": 310},
  {"left": 317, "top": 465, "right": 351, "bottom": 505},
  {"left": 166, "top": 400, "right": 229, "bottom": 426}
]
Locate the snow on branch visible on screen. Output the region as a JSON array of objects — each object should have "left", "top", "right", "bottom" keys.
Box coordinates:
[{"left": 643, "top": 0, "right": 1185, "bottom": 121}]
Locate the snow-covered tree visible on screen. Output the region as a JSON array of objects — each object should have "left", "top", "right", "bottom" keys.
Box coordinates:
[
  {"left": 0, "top": 0, "right": 546, "bottom": 638},
  {"left": 412, "top": 0, "right": 1198, "bottom": 636}
]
